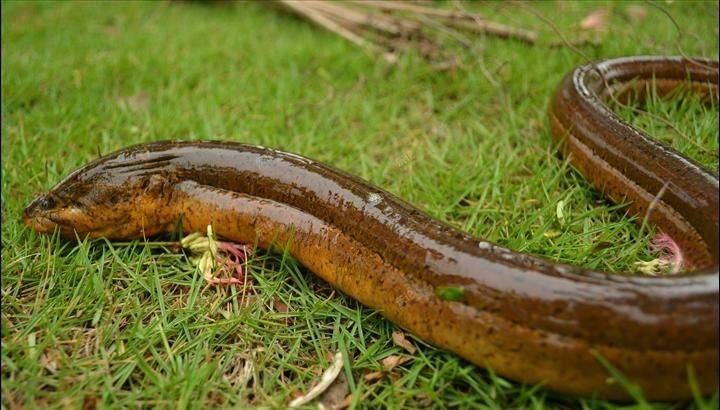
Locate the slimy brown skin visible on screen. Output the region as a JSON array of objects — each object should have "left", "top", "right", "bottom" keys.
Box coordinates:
[{"left": 24, "top": 56, "right": 718, "bottom": 401}]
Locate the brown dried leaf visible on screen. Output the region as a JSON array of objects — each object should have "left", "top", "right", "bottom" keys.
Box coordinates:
[
  {"left": 381, "top": 355, "right": 410, "bottom": 371},
  {"left": 79, "top": 328, "right": 99, "bottom": 358},
  {"left": 417, "top": 393, "right": 433, "bottom": 406},
  {"left": 118, "top": 316, "right": 129, "bottom": 331},
  {"left": 336, "top": 394, "right": 355, "bottom": 410},
  {"left": 391, "top": 331, "right": 416, "bottom": 354},
  {"left": 223, "top": 354, "right": 253, "bottom": 388},
  {"left": 40, "top": 350, "right": 59, "bottom": 374},
  {"left": 363, "top": 370, "right": 385, "bottom": 382},
  {"left": 82, "top": 396, "right": 98, "bottom": 410},
  {"left": 592, "top": 241, "right": 614, "bottom": 253},
  {"left": 274, "top": 299, "right": 289, "bottom": 313},
  {"left": 580, "top": 8, "right": 611, "bottom": 32}
]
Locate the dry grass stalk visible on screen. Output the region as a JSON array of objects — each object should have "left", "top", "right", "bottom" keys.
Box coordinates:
[
  {"left": 351, "top": 0, "right": 485, "bottom": 20},
  {"left": 276, "top": 0, "right": 537, "bottom": 65}
]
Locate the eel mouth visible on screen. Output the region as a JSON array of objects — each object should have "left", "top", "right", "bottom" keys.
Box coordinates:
[
  {"left": 22, "top": 212, "right": 57, "bottom": 234},
  {"left": 23, "top": 193, "right": 61, "bottom": 234}
]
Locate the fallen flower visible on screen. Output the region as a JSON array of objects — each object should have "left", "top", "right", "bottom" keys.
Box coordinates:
[
  {"left": 181, "top": 225, "right": 251, "bottom": 285},
  {"left": 580, "top": 8, "right": 610, "bottom": 32},
  {"left": 634, "top": 233, "right": 685, "bottom": 275},
  {"left": 216, "top": 241, "right": 251, "bottom": 283},
  {"left": 634, "top": 258, "right": 668, "bottom": 276},
  {"left": 649, "top": 232, "right": 684, "bottom": 274}
]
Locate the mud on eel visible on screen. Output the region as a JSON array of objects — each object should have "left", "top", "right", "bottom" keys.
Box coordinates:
[{"left": 24, "top": 56, "right": 719, "bottom": 401}]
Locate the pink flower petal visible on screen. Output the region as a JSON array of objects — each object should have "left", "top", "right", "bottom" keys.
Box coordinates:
[
  {"left": 212, "top": 241, "right": 252, "bottom": 285},
  {"left": 580, "top": 8, "right": 610, "bottom": 31},
  {"left": 649, "top": 233, "right": 684, "bottom": 274},
  {"left": 218, "top": 241, "right": 251, "bottom": 260}
]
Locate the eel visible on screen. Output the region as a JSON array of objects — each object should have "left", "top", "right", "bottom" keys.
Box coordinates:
[{"left": 23, "top": 56, "right": 719, "bottom": 401}]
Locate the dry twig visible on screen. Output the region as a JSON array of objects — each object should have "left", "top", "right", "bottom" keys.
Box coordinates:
[{"left": 275, "top": 0, "right": 537, "bottom": 65}]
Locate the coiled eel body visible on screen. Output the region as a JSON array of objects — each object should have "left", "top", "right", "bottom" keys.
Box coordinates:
[{"left": 23, "top": 57, "right": 719, "bottom": 400}]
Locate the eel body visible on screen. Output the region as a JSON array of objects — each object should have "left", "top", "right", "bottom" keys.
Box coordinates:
[{"left": 23, "top": 57, "right": 719, "bottom": 401}]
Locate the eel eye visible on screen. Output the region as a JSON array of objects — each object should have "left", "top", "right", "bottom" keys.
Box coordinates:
[{"left": 36, "top": 196, "right": 56, "bottom": 210}]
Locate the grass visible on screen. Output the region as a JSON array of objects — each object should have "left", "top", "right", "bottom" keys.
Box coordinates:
[{"left": 1, "top": 1, "right": 718, "bottom": 408}]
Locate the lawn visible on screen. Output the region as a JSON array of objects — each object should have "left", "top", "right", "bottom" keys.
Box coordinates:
[{"left": 1, "top": 1, "right": 718, "bottom": 408}]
